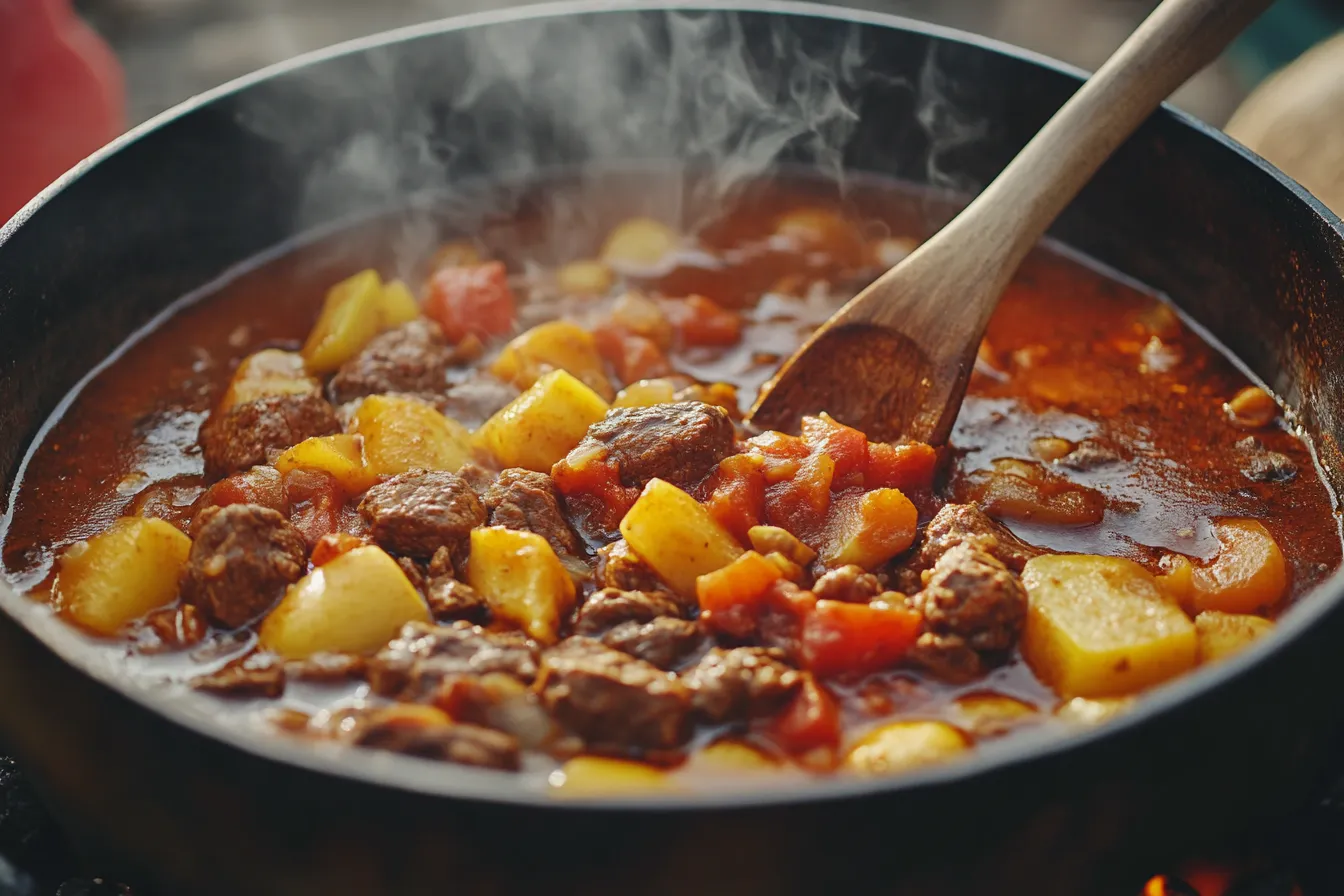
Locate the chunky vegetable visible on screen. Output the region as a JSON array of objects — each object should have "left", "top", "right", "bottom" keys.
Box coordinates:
[
  {"left": 1021, "top": 555, "right": 1198, "bottom": 698},
  {"left": 612, "top": 378, "right": 678, "bottom": 408},
  {"left": 696, "top": 551, "right": 783, "bottom": 635},
  {"left": 555, "top": 259, "right": 615, "bottom": 297},
  {"left": 54, "top": 518, "right": 192, "bottom": 636},
  {"left": 800, "top": 599, "right": 922, "bottom": 678},
  {"left": 273, "top": 434, "right": 378, "bottom": 494},
  {"left": 1195, "top": 610, "right": 1274, "bottom": 663},
  {"left": 219, "top": 349, "right": 317, "bottom": 409},
  {"left": 259, "top": 545, "right": 428, "bottom": 659},
  {"left": 423, "top": 261, "right": 516, "bottom": 344},
  {"left": 301, "top": 270, "right": 419, "bottom": 374},
  {"left": 843, "top": 721, "right": 969, "bottom": 776},
  {"left": 820, "top": 488, "right": 918, "bottom": 570},
  {"left": 474, "top": 369, "right": 609, "bottom": 473},
  {"left": 621, "top": 478, "right": 743, "bottom": 597},
  {"left": 600, "top": 217, "right": 679, "bottom": 272},
  {"left": 551, "top": 756, "right": 673, "bottom": 797},
  {"left": 351, "top": 394, "right": 472, "bottom": 478},
  {"left": 961, "top": 459, "right": 1106, "bottom": 527},
  {"left": 491, "top": 320, "right": 614, "bottom": 399},
  {"left": 1189, "top": 518, "right": 1287, "bottom": 614},
  {"left": 465, "top": 526, "right": 577, "bottom": 643}
]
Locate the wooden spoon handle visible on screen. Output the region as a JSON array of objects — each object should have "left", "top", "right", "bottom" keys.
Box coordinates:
[{"left": 943, "top": 0, "right": 1276, "bottom": 277}]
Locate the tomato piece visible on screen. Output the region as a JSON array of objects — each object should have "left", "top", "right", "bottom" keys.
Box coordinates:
[
  {"left": 283, "top": 468, "right": 345, "bottom": 548},
  {"left": 765, "top": 676, "right": 841, "bottom": 755},
  {"left": 801, "top": 414, "right": 868, "bottom": 489},
  {"left": 310, "top": 532, "right": 367, "bottom": 567},
  {"left": 705, "top": 454, "right": 766, "bottom": 544},
  {"left": 865, "top": 441, "right": 937, "bottom": 492},
  {"left": 593, "top": 324, "right": 675, "bottom": 384},
  {"left": 765, "top": 453, "right": 834, "bottom": 542},
  {"left": 551, "top": 452, "right": 640, "bottom": 537},
  {"left": 745, "top": 430, "right": 811, "bottom": 484},
  {"left": 801, "top": 599, "right": 922, "bottom": 678},
  {"left": 697, "top": 551, "right": 784, "bottom": 638},
  {"left": 664, "top": 294, "right": 743, "bottom": 347},
  {"left": 198, "top": 467, "right": 287, "bottom": 516},
  {"left": 423, "top": 262, "right": 516, "bottom": 343}
]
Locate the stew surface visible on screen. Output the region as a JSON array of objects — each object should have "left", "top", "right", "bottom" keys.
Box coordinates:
[{"left": 3, "top": 172, "right": 1340, "bottom": 794}]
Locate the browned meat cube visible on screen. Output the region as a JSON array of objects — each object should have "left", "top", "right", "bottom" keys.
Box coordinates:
[
  {"left": 181, "top": 504, "right": 308, "bottom": 628},
  {"left": 594, "top": 539, "right": 665, "bottom": 593},
  {"left": 482, "top": 468, "right": 582, "bottom": 558},
  {"left": 327, "top": 319, "right": 458, "bottom": 405},
  {"left": 425, "top": 575, "right": 490, "bottom": 624},
  {"left": 538, "top": 637, "right": 693, "bottom": 751},
  {"left": 358, "top": 470, "right": 485, "bottom": 559},
  {"left": 916, "top": 503, "right": 1044, "bottom": 573},
  {"left": 439, "top": 372, "right": 520, "bottom": 430},
  {"left": 573, "top": 588, "right": 682, "bottom": 636},
  {"left": 367, "top": 620, "right": 539, "bottom": 699},
  {"left": 349, "top": 707, "right": 520, "bottom": 771},
  {"left": 600, "top": 617, "right": 708, "bottom": 670},
  {"left": 564, "top": 402, "right": 736, "bottom": 490},
  {"left": 681, "top": 647, "right": 802, "bottom": 723},
  {"left": 192, "top": 652, "right": 286, "bottom": 698},
  {"left": 812, "top": 566, "right": 883, "bottom": 603},
  {"left": 198, "top": 393, "right": 341, "bottom": 479}
]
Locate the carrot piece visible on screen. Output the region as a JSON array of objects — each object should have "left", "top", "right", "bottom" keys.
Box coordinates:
[
  {"left": 423, "top": 261, "right": 516, "bottom": 343},
  {"left": 705, "top": 454, "right": 766, "bottom": 544},
  {"left": 801, "top": 599, "right": 922, "bottom": 678},
  {"left": 696, "top": 551, "right": 784, "bottom": 638}
]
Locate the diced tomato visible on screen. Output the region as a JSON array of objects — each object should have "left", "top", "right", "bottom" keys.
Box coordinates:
[
  {"left": 697, "top": 551, "right": 784, "bottom": 638},
  {"left": 745, "top": 430, "right": 811, "bottom": 484},
  {"left": 764, "top": 453, "right": 834, "bottom": 542},
  {"left": 551, "top": 452, "right": 640, "bottom": 537},
  {"left": 865, "top": 441, "right": 937, "bottom": 492},
  {"left": 199, "top": 467, "right": 288, "bottom": 515},
  {"left": 423, "top": 261, "right": 516, "bottom": 343},
  {"left": 801, "top": 414, "right": 867, "bottom": 489},
  {"left": 765, "top": 676, "right": 842, "bottom": 755},
  {"left": 664, "top": 294, "right": 743, "bottom": 347},
  {"left": 593, "top": 324, "right": 675, "bottom": 384},
  {"left": 310, "top": 532, "right": 367, "bottom": 567},
  {"left": 800, "top": 599, "right": 922, "bottom": 678},
  {"left": 283, "top": 468, "right": 344, "bottom": 548},
  {"left": 704, "top": 454, "right": 766, "bottom": 544}
]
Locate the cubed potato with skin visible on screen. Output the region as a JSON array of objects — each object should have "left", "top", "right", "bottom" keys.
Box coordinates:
[
  {"left": 842, "top": 721, "right": 969, "bottom": 776},
  {"left": 820, "top": 488, "right": 918, "bottom": 570},
  {"left": 551, "top": 756, "right": 674, "bottom": 798},
  {"left": 490, "top": 321, "right": 614, "bottom": 399},
  {"left": 621, "top": 478, "right": 744, "bottom": 598},
  {"left": 1195, "top": 610, "right": 1274, "bottom": 663},
  {"left": 1189, "top": 519, "right": 1287, "bottom": 615},
  {"left": 473, "top": 369, "right": 609, "bottom": 473},
  {"left": 1021, "top": 555, "right": 1198, "bottom": 699},
  {"left": 274, "top": 434, "right": 379, "bottom": 494},
  {"left": 54, "top": 518, "right": 192, "bottom": 636},
  {"left": 219, "top": 349, "right": 318, "bottom": 410},
  {"left": 350, "top": 394, "right": 472, "bottom": 478},
  {"left": 465, "top": 526, "right": 577, "bottom": 644},
  {"left": 259, "top": 545, "right": 428, "bottom": 659}
]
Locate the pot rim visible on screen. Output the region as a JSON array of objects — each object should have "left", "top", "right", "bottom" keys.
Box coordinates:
[{"left": 3, "top": 0, "right": 1343, "bottom": 813}]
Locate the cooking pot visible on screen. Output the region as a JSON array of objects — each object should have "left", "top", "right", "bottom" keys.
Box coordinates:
[{"left": 2, "top": 3, "right": 1343, "bottom": 894}]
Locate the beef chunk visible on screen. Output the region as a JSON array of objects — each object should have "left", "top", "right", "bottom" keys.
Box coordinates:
[
  {"left": 426, "top": 575, "right": 491, "bottom": 624},
  {"left": 594, "top": 539, "right": 666, "bottom": 593},
  {"left": 907, "top": 543, "right": 1027, "bottom": 681},
  {"left": 181, "top": 504, "right": 308, "bottom": 628},
  {"left": 916, "top": 503, "right": 1044, "bottom": 573},
  {"left": 567, "top": 402, "right": 736, "bottom": 489},
  {"left": 905, "top": 634, "right": 984, "bottom": 684},
  {"left": 359, "top": 471, "right": 486, "bottom": 558},
  {"left": 683, "top": 647, "right": 802, "bottom": 723},
  {"left": 456, "top": 462, "right": 498, "bottom": 497},
  {"left": 194, "top": 465, "right": 287, "bottom": 529},
  {"left": 440, "top": 373, "right": 520, "bottom": 429},
  {"left": 137, "top": 604, "right": 208, "bottom": 653},
  {"left": 328, "top": 320, "right": 458, "bottom": 405},
  {"left": 367, "top": 621, "right": 539, "bottom": 699},
  {"left": 350, "top": 709, "right": 520, "bottom": 771},
  {"left": 198, "top": 393, "right": 340, "bottom": 479},
  {"left": 432, "top": 673, "right": 561, "bottom": 749},
  {"left": 573, "top": 588, "right": 682, "bottom": 636},
  {"left": 812, "top": 566, "right": 883, "bottom": 603},
  {"left": 286, "top": 652, "right": 367, "bottom": 683},
  {"left": 192, "top": 652, "right": 286, "bottom": 698},
  {"left": 483, "top": 469, "right": 582, "bottom": 558},
  {"left": 602, "top": 617, "right": 708, "bottom": 670},
  {"left": 538, "top": 637, "right": 692, "bottom": 750}
]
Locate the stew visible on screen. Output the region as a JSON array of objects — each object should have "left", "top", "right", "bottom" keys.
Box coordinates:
[{"left": 3, "top": 172, "right": 1340, "bottom": 795}]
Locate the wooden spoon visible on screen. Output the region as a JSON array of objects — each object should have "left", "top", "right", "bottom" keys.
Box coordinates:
[{"left": 747, "top": 0, "right": 1275, "bottom": 445}]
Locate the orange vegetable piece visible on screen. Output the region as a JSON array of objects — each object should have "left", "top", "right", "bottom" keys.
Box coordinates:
[
  {"left": 765, "top": 453, "right": 835, "bottom": 540},
  {"left": 765, "top": 676, "right": 842, "bottom": 755},
  {"left": 696, "top": 551, "right": 784, "bottom": 638},
  {"left": 593, "top": 324, "right": 675, "bottom": 384},
  {"left": 801, "top": 414, "right": 867, "bottom": 489},
  {"left": 865, "top": 441, "right": 937, "bottom": 492},
  {"left": 283, "top": 468, "right": 344, "bottom": 549},
  {"left": 310, "top": 532, "right": 367, "bottom": 567},
  {"left": 665, "top": 295, "right": 743, "bottom": 347},
  {"left": 1190, "top": 518, "right": 1288, "bottom": 614},
  {"left": 800, "top": 599, "right": 922, "bottom": 678},
  {"left": 423, "top": 261, "right": 516, "bottom": 343},
  {"left": 704, "top": 454, "right": 766, "bottom": 545}
]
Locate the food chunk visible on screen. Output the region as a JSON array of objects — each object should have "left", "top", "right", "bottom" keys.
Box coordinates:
[
  {"left": 198, "top": 393, "right": 341, "bottom": 479},
  {"left": 1195, "top": 610, "right": 1274, "bottom": 663},
  {"left": 601, "top": 217, "right": 679, "bottom": 272},
  {"left": 601, "top": 617, "right": 708, "bottom": 671},
  {"left": 561, "top": 402, "right": 736, "bottom": 491},
  {"left": 482, "top": 469, "right": 581, "bottom": 559},
  {"left": 273, "top": 434, "right": 378, "bottom": 495},
  {"left": 465, "top": 527, "right": 577, "bottom": 643},
  {"left": 907, "top": 544, "right": 1028, "bottom": 681},
  {"left": 820, "top": 488, "right": 918, "bottom": 570},
  {"left": 219, "top": 349, "right": 319, "bottom": 409},
  {"left": 915, "top": 503, "right": 1045, "bottom": 573},
  {"left": 181, "top": 504, "right": 308, "bottom": 628},
  {"left": 439, "top": 372, "right": 520, "bottom": 430},
  {"left": 620, "top": 478, "right": 744, "bottom": 598},
  {"left": 358, "top": 471, "right": 485, "bottom": 559},
  {"left": 1021, "top": 554, "right": 1197, "bottom": 698},
  {"left": 960, "top": 459, "right": 1106, "bottom": 527},
  {"left": 193, "top": 465, "right": 288, "bottom": 525},
  {"left": 328, "top": 319, "right": 459, "bottom": 405},
  {"left": 423, "top": 261, "right": 516, "bottom": 344},
  {"left": 301, "top": 270, "right": 421, "bottom": 375},
  {"left": 811, "top": 566, "right": 882, "bottom": 603},
  {"left": 1189, "top": 518, "right": 1288, "bottom": 615},
  {"left": 574, "top": 588, "right": 683, "bottom": 635},
  {"left": 347, "top": 705, "right": 521, "bottom": 771},
  {"left": 551, "top": 756, "right": 673, "bottom": 797},
  {"left": 54, "top": 517, "right": 192, "bottom": 636},
  {"left": 491, "top": 320, "right": 614, "bottom": 399},
  {"left": 350, "top": 394, "right": 472, "bottom": 478},
  {"left": 259, "top": 545, "right": 429, "bottom": 659},
  {"left": 474, "top": 369, "right": 610, "bottom": 472},
  {"left": 538, "top": 637, "right": 693, "bottom": 750},
  {"left": 366, "top": 620, "right": 539, "bottom": 699},
  {"left": 594, "top": 539, "right": 665, "bottom": 593},
  {"left": 842, "top": 721, "right": 968, "bottom": 776},
  {"left": 682, "top": 646, "right": 802, "bottom": 722}
]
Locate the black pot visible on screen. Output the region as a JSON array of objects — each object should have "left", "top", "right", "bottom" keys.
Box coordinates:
[{"left": 2, "top": 4, "right": 1343, "bottom": 894}]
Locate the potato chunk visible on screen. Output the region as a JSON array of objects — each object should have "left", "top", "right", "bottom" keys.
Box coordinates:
[
  {"left": 612, "top": 378, "right": 678, "bottom": 408},
  {"left": 350, "top": 394, "right": 471, "bottom": 478},
  {"left": 1021, "top": 555, "right": 1197, "bottom": 698},
  {"left": 274, "top": 434, "right": 379, "bottom": 494},
  {"left": 301, "top": 270, "right": 421, "bottom": 374},
  {"left": 556, "top": 259, "right": 615, "bottom": 297},
  {"left": 465, "top": 526, "right": 577, "bottom": 643},
  {"left": 551, "top": 756, "right": 673, "bottom": 798},
  {"left": 54, "top": 518, "right": 192, "bottom": 636},
  {"left": 842, "top": 721, "right": 968, "bottom": 776},
  {"left": 259, "top": 545, "right": 428, "bottom": 659},
  {"left": 1189, "top": 519, "right": 1287, "bottom": 615},
  {"left": 490, "top": 321, "right": 614, "bottom": 399},
  {"left": 1195, "top": 610, "right": 1274, "bottom": 663},
  {"left": 473, "top": 369, "right": 609, "bottom": 473},
  {"left": 600, "top": 217, "right": 679, "bottom": 272},
  {"left": 820, "top": 488, "right": 918, "bottom": 570},
  {"left": 219, "top": 349, "right": 318, "bottom": 410},
  {"left": 620, "top": 478, "right": 744, "bottom": 598}
]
